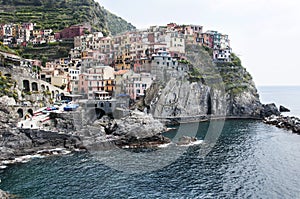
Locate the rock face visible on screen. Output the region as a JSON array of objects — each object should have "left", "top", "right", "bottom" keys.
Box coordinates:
[
  {"left": 145, "top": 45, "right": 264, "bottom": 120},
  {"left": 21, "top": 129, "right": 83, "bottom": 150},
  {"left": 264, "top": 115, "right": 300, "bottom": 134},
  {"left": 114, "top": 111, "right": 166, "bottom": 138},
  {"left": 279, "top": 105, "right": 290, "bottom": 113},
  {"left": 261, "top": 103, "right": 281, "bottom": 118},
  {"left": 49, "top": 110, "right": 169, "bottom": 149},
  {"left": 113, "top": 111, "right": 169, "bottom": 148}
]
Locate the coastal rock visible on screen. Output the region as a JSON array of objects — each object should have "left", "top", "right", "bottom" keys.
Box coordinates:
[
  {"left": 96, "top": 116, "right": 118, "bottom": 135},
  {"left": 115, "top": 134, "right": 171, "bottom": 148},
  {"left": 49, "top": 109, "right": 169, "bottom": 150},
  {"left": 261, "top": 103, "right": 280, "bottom": 118},
  {"left": 114, "top": 111, "right": 165, "bottom": 138},
  {"left": 21, "top": 129, "right": 83, "bottom": 150},
  {"left": 279, "top": 105, "right": 290, "bottom": 113},
  {"left": 145, "top": 45, "right": 264, "bottom": 120},
  {"left": 177, "top": 136, "right": 197, "bottom": 145},
  {"left": 147, "top": 77, "right": 263, "bottom": 119},
  {"left": 264, "top": 115, "right": 300, "bottom": 135},
  {"left": 0, "top": 189, "right": 10, "bottom": 199}
]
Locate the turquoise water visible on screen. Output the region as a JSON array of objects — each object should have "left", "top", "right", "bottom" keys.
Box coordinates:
[{"left": 0, "top": 86, "right": 300, "bottom": 199}]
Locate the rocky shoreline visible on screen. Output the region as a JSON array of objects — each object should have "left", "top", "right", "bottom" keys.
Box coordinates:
[
  {"left": 0, "top": 99, "right": 172, "bottom": 171},
  {"left": 264, "top": 115, "right": 300, "bottom": 134},
  {"left": 0, "top": 99, "right": 283, "bottom": 169}
]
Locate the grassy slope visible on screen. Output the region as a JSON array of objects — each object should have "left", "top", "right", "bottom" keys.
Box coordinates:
[{"left": 0, "top": 0, "right": 135, "bottom": 35}]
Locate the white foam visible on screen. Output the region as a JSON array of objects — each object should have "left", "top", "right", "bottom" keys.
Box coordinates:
[
  {"left": 178, "top": 140, "right": 203, "bottom": 147},
  {"left": 157, "top": 143, "right": 172, "bottom": 148}
]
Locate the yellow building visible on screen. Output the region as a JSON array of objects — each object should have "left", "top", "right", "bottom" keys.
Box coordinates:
[{"left": 115, "top": 50, "right": 131, "bottom": 70}]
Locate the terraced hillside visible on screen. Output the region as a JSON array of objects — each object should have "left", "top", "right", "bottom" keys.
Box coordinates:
[{"left": 0, "top": 0, "right": 135, "bottom": 35}]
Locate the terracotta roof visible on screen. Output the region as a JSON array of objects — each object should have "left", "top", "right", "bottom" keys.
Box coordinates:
[{"left": 114, "top": 70, "right": 129, "bottom": 75}]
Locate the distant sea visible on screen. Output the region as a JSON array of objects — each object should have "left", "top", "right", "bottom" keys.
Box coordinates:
[
  {"left": 0, "top": 86, "right": 299, "bottom": 199},
  {"left": 258, "top": 86, "right": 300, "bottom": 117}
]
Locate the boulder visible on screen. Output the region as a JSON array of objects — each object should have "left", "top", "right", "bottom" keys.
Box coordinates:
[
  {"left": 279, "top": 105, "right": 290, "bottom": 113},
  {"left": 114, "top": 111, "right": 165, "bottom": 138},
  {"left": 264, "top": 115, "right": 300, "bottom": 135},
  {"left": 0, "top": 189, "right": 10, "bottom": 199},
  {"left": 176, "top": 136, "right": 197, "bottom": 145},
  {"left": 261, "top": 103, "right": 280, "bottom": 118},
  {"left": 115, "top": 134, "right": 171, "bottom": 148}
]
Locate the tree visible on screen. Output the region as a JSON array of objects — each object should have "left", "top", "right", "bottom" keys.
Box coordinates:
[{"left": 41, "top": 57, "right": 48, "bottom": 67}]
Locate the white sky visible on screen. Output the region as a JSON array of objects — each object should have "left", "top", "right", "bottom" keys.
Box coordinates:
[{"left": 98, "top": 0, "right": 300, "bottom": 86}]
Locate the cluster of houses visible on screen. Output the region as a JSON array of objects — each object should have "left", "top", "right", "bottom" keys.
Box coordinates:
[
  {"left": 1, "top": 22, "right": 233, "bottom": 103},
  {"left": 0, "top": 22, "right": 91, "bottom": 47},
  {"left": 0, "top": 23, "right": 55, "bottom": 46}
]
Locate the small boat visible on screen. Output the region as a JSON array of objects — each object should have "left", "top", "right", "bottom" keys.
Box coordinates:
[{"left": 63, "top": 104, "right": 79, "bottom": 111}]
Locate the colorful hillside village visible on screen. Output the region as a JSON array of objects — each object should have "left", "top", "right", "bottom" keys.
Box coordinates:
[
  {"left": 0, "top": 22, "right": 232, "bottom": 128},
  {"left": 1, "top": 22, "right": 231, "bottom": 99}
]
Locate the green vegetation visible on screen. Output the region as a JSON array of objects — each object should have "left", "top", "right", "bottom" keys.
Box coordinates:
[
  {"left": 202, "top": 46, "right": 213, "bottom": 57},
  {"left": 104, "top": 9, "right": 136, "bottom": 35},
  {"left": 186, "top": 44, "right": 254, "bottom": 95},
  {"left": 0, "top": 73, "right": 18, "bottom": 101},
  {"left": 0, "top": 42, "right": 18, "bottom": 55},
  {"left": 178, "top": 59, "right": 190, "bottom": 65},
  {"left": 0, "top": 0, "right": 135, "bottom": 34},
  {"left": 0, "top": 0, "right": 136, "bottom": 60},
  {"left": 16, "top": 41, "right": 73, "bottom": 61}
]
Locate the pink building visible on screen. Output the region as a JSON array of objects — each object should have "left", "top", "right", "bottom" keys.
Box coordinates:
[
  {"left": 55, "top": 24, "right": 91, "bottom": 40},
  {"left": 78, "top": 66, "right": 115, "bottom": 99},
  {"left": 125, "top": 73, "right": 153, "bottom": 100}
]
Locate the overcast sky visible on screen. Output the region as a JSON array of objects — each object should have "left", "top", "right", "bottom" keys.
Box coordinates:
[{"left": 98, "top": 0, "right": 300, "bottom": 86}]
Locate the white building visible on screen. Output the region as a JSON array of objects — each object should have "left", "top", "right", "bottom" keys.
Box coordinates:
[
  {"left": 126, "top": 72, "right": 153, "bottom": 100},
  {"left": 69, "top": 68, "right": 81, "bottom": 94}
]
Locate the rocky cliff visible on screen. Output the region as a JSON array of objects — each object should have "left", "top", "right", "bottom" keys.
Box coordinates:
[{"left": 145, "top": 45, "right": 266, "bottom": 120}]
